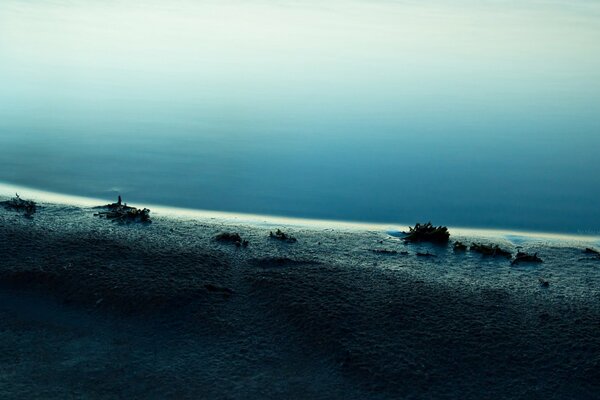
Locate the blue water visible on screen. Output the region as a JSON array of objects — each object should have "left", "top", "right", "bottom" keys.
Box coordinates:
[{"left": 1, "top": 1, "right": 599, "bottom": 234}]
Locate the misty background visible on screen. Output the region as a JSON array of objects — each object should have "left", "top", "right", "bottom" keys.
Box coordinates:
[{"left": 1, "top": 0, "right": 599, "bottom": 233}]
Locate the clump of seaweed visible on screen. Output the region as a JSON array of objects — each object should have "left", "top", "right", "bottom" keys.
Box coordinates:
[
  {"left": 94, "top": 195, "right": 151, "bottom": 223},
  {"left": 1, "top": 193, "right": 37, "bottom": 217},
  {"left": 453, "top": 241, "right": 467, "bottom": 252},
  {"left": 215, "top": 232, "right": 249, "bottom": 247},
  {"left": 470, "top": 243, "right": 512, "bottom": 258},
  {"left": 269, "top": 229, "right": 297, "bottom": 243},
  {"left": 402, "top": 222, "right": 450, "bottom": 244},
  {"left": 512, "top": 251, "right": 543, "bottom": 265}
]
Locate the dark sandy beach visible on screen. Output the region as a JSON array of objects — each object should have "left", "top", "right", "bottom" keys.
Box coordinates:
[{"left": 1, "top": 201, "right": 599, "bottom": 399}]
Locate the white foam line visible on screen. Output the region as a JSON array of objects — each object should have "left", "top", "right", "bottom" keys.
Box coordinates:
[{"left": 1, "top": 181, "right": 598, "bottom": 242}]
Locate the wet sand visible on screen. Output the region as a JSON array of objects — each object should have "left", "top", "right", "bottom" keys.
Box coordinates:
[{"left": 1, "top": 201, "right": 599, "bottom": 399}]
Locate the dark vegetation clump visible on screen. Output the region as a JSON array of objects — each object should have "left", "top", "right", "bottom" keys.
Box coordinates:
[
  {"left": 402, "top": 222, "right": 450, "bottom": 244},
  {"left": 215, "top": 232, "right": 248, "bottom": 247},
  {"left": 453, "top": 241, "right": 467, "bottom": 252},
  {"left": 470, "top": 243, "right": 512, "bottom": 258},
  {"left": 1, "top": 193, "right": 36, "bottom": 217},
  {"left": 269, "top": 229, "right": 297, "bottom": 243},
  {"left": 512, "top": 251, "right": 543, "bottom": 265},
  {"left": 94, "top": 196, "right": 151, "bottom": 223}
]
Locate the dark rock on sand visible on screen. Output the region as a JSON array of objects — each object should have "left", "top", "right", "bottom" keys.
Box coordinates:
[
  {"left": 215, "top": 232, "right": 249, "bottom": 247},
  {"left": 1, "top": 193, "right": 36, "bottom": 217},
  {"left": 269, "top": 229, "right": 297, "bottom": 243},
  {"left": 402, "top": 222, "right": 450, "bottom": 244},
  {"left": 470, "top": 243, "right": 512, "bottom": 258},
  {"left": 94, "top": 196, "right": 151, "bottom": 223},
  {"left": 512, "top": 251, "right": 543, "bottom": 265}
]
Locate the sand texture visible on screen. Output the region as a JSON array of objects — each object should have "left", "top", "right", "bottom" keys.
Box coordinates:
[{"left": 1, "top": 202, "right": 599, "bottom": 399}]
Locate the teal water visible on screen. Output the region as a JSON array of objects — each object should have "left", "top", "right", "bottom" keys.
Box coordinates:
[{"left": 1, "top": 1, "right": 599, "bottom": 233}]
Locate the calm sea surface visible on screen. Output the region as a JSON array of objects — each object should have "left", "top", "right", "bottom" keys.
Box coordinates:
[{"left": 1, "top": 1, "right": 599, "bottom": 233}]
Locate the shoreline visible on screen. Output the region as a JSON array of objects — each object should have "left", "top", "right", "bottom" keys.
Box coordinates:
[{"left": 1, "top": 181, "right": 598, "bottom": 243}]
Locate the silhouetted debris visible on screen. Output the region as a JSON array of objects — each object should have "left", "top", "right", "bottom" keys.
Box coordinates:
[
  {"left": 470, "top": 243, "right": 512, "bottom": 258},
  {"left": 215, "top": 232, "right": 248, "bottom": 247},
  {"left": 372, "top": 249, "right": 398, "bottom": 255},
  {"left": 453, "top": 241, "right": 467, "bottom": 252},
  {"left": 204, "top": 284, "right": 234, "bottom": 296},
  {"left": 512, "top": 251, "right": 543, "bottom": 265},
  {"left": 1, "top": 193, "right": 36, "bottom": 217},
  {"left": 538, "top": 278, "right": 550, "bottom": 288},
  {"left": 416, "top": 251, "right": 436, "bottom": 258},
  {"left": 104, "top": 195, "right": 130, "bottom": 210},
  {"left": 269, "top": 229, "right": 297, "bottom": 243},
  {"left": 584, "top": 248, "right": 600, "bottom": 256},
  {"left": 94, "top": 196, "right": 151, "bottom": 223},
  {"left": 402, "top": 222, "right": 450, "bottom": 244}
]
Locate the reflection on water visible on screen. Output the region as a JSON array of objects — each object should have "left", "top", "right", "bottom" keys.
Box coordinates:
[{"left": 1, "top": 0, "right": 599, "bottom": 234}]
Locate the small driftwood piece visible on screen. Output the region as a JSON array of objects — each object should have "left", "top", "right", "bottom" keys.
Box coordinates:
[
  {"left": 94, "top": 195, "right": 151, "bottom": 223},
  {"left": 511, "top": 251, "right": 543, "bottom": 265},
  {"left": 215, "top": 232, "right": 248, "bottom": 247},
  {"left": 402, "top": 222, "right": 450, "bottom": 244},
  {"left": 1, "top": 193, "right": 36, "bottom": 217},
  {"left": 269, "top": 229, "right": 297, "bottom": 243},
  {"left": 470, "top": 243, "right": 512, "bottom": 258}
]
